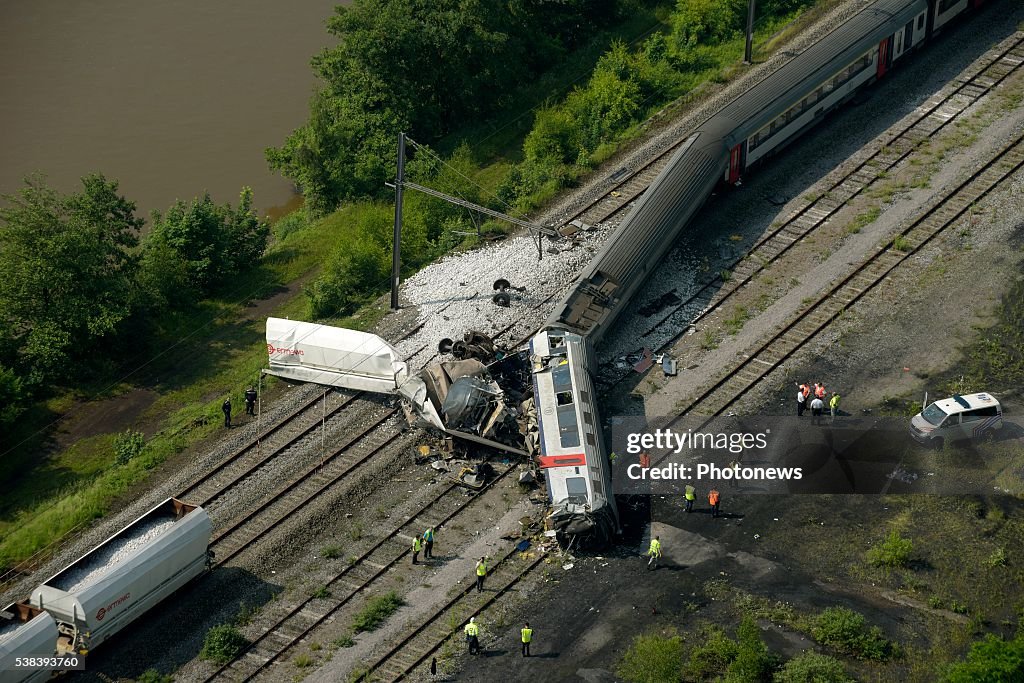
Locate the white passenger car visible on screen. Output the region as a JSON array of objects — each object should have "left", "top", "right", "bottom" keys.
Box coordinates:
[{"left": 909, "top": 392, "right": 1002, "bottom": 447}]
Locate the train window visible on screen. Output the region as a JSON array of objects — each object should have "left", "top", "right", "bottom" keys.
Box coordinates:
[
  {"left": 592, "top": 478, "right": 603, "bottom": 495},
  {"left": 582, "top": 411, "right": 594, "bottom": 426},
  {"left": 938, "top": 0, "right": 960, "bottom": 13},
  {"left": 585, "top": 432, "right": 596, "bottom": 446},
  {"left": 917, "top": 14, "right": 924, "bottom": 30},
  {"left": 565, "top": 477, "right": 589, "bottom": 505},
  {"left": 579, "top": 390, "right": 590, "bottom": 404},
  {"left": 556, "top": 391, "right": 573, "bottom": 406},
  {"left": 552, "top": 364, "right": 573, "bottom": 392},
  {"left": 557, "top": 404, "right": 581, "bottom": 448}
]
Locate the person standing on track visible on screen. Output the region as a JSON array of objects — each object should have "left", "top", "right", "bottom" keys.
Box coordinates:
[
  {"left": 709, "top": 489, "right": 721, "bottom": 518},
  {"left": 412, "top": 535, "right": 421, "bottom": 565},
  {"left": 830, "top": 392, "right": 841, "bottom": 421},
  {"left": 464, "top": 617, "right": 480, "bottom": 655},
  {"left": 475, "top": 556, "right": 487, "bottom": 592},
  {"left": 796, "top": 383, "right": 809, "bottom": 416},
  {"left": 521, "top": 622, "right": 533, "bottom": 657},
  {"left": 423, "top": 527, "right": 434, "bottom": 559},
  {"left": 222, "top": 397, "right": 232, "bottom": 428},
  {"left": 647, "top": 535, "right": 662, "bottom": 569}
]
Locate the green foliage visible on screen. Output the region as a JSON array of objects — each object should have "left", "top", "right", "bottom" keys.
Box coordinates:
[
  {"left": 673, "top": 0, "right": 746, "bottom": 47},
  {"left": 136, "top": 669, "right": 174, "bottom": 683},
  {"left": 773, "top": 651, "right": 852, "bottom": 683},
  {"left": 145, "top": 187, "right": 269, "bottom": 297},
  {"left": 351, "top": 591, "right": 404, "bottom": 634},
  {"left": 617, "top": 632, "right": 684, "bottom": 683},
  {"left": 942, "top": 631, "right": 1024, "bottom": 682},
  {"left": 270, "top": 0, "right": 621, "bottom": 213},
  {"left": 334, "top": 635, "right": 355, "bottom": 649},
  {"left": 987, "top": 547, "right": 1007, "bottom": 568},
  {"left": 0, "top": 173, "right": 142, "bottom": 382},
  {"left": 811, "top": 607, "right": 895, "bottom": 661},
  {"left": 689, "top": 626, "right": 741, "bottom": 678},
  {"left": 0, "top": 363, "right": 25, "bottom": 426},
  {"left": 957, "top": 278, "right": 1024, "bottom": 390},
  {"left": 867, "top": 529, "right": 913, "bottom": 568},
  {"left": 113, "top": 429, "right": 145, "bottom": 465},
  {"left": 725, "top": 615, "right": 778, "bottom": 681},
  {"left": 200, "top": 624, "right": 249, "bottom": 665},
  {"left": 320, "top": 545, "right": 342, "bottom": 559}
]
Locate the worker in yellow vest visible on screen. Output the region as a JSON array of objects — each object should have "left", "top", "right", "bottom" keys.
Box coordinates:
[
  {"left": 647, "top": 535, "right": 662, "bottom": 570},
  {"left": 684, "top": 484, "right": 696, "bottom": 513},
  {"left": 830, "top": 392, "right": 841, "bottom": 422},
  {"left": 521, "top": 622, "right": 533, "bottom": 657},
  {"left": 412, "top": 535, "right": 421, "bottom": 565},
  {"left": 464, "top": 617, "right": 480, "bottom": 655},
  {"left": 475, "top": 556, "right": 487, "bottom": 592}
]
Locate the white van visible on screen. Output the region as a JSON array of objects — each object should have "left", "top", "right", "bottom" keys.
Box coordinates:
[{"left": 909, "top": 392, "right": 1002, "bottom": 447}]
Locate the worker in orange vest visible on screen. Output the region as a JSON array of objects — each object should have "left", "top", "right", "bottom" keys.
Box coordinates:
[
  {"left": 815, "top": 383, "right": 826, "bottom": 400},
  {"left": 709, "top": 489, "right": 721, "bottom": 518},
  {"left": 639, "top": 451, "right": 651, "bottom": 469}
]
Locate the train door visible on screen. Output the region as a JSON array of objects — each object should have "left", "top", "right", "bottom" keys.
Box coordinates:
[
  {"left": 877, "top": 36, "right": 893, "bottom": 78},
  {"left": 728, "top": 143, "right": 745, "bottom": 184}
]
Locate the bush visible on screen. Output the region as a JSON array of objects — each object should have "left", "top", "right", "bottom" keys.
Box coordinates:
[
  {"left": 867, "top": 529, "right": 913, "bottom": 568},
  {"left": 321, "top": 545, "right": 342, "bottom": 559},
  {"left": 0, "top": 363, "right": 26, "bottom": 427},
  {"left": 136, "top": 670, "right": 174, "bottom": 683},
  {"left": 617, "top": 632, "right": 684, "bottom": 683},
  {"left": 689, "top": 626, "right": 741, "bottom": 678},
  {"left": 726, "top": 615, "right": 778, "bottom": 681},
  {"left": 774, "top": 651, "right": 852, "bottom": 683},
  {"left": 811, "top": 607, "right": 894, "bottom": 661},
  {"left": 351, "top": 591, "right": 404, "bottom": 634},
  {"left": 113, "top": 429, "right": 146, "bottom": 465},
  {"left": 943, "top": 631, "right": 1024, "bottom": 682},
  {"left": 200, "top": 624, "right": 249, "bottom": 665}
]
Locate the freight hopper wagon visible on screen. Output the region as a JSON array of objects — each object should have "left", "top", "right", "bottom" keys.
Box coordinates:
[
  {"left": 0, "top": 604, "right": 58, "bottom": 683},
  {"left": 27, "top": 498, "right": 212, "bottom": 658}
]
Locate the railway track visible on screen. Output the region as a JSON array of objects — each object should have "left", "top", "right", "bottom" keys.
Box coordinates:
[
  {"left": 629, "top": 31, "right": 1024, "bottom": 353},
  {"left": 354, "top": 540, "right": 545, "bottom": 682},
  {"left": 200, "top": 463, "right": 525, "bottom": 682},
  {"left": 670, "top": 127, "right": 1024, "bottom": 419}
]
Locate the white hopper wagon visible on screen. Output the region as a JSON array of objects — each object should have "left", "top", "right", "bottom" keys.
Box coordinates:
[
  {"left": 28, "top": 498, "right": 211, "bottom": 656},
  {"left": 0, "top": 603, "right": 58, "bottom": 683}
]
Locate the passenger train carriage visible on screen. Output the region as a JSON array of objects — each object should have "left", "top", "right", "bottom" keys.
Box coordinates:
[
  {"left": 540, "top": 0, "right": 982, "bottom": 541},
  {"left": 530, "top": 330, "right": 618, "bottom": 545}
]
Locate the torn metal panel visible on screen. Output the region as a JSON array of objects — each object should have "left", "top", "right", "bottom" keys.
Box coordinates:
[{"left": 265, "top": 318, "right": 408, "bottom": 393}]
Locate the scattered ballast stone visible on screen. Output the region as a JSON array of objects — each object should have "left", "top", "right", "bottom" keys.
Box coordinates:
[{"left": 52, "top": 518, "right": 178, "bottom": 593}]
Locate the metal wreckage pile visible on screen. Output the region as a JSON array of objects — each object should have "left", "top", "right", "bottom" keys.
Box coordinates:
[{"left": 265, "top": 318, "right": 604, "bottom": 545}]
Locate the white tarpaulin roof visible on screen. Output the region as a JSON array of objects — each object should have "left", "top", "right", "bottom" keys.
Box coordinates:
[{"left": 266, "top": 318, "right": 409, "bottom": 393}]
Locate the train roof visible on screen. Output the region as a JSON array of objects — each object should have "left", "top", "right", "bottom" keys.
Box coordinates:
[{"left": 720, "top": 0, "right": 926, "bottom": 144}]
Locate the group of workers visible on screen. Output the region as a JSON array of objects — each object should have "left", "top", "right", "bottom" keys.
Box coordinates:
[
  {"left": 410, "top": 526, "right": 435, "bottom": 564},
  {"left": 683, "top": 484, "right": 722, "bottom": 517},
  {"left": 796, "top": 382, "right": 840, "bottom": 423},
  {"left": 464, "top": 617, "right": 533, "bottom": 657},
  {"left": 221, "top": 386, "right": 259, "bottom": 428}
]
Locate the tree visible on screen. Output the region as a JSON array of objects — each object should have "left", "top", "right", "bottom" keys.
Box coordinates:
[
  {"left": 943, "top": 632, "right": 1024, "bottom": 682},
  {"left": 144, "top": 187, "right": 269, "bottom": 297},
  {"left": 774, "top": 651, "right": 852, "bottom": 683},
  {"left": 0, "top": 173, "right": 141, "bottom": 381}
]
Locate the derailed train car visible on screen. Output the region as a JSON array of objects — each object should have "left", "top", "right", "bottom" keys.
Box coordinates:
[{"left": 2, "top": 498, "right": 211, "bottom": 671}]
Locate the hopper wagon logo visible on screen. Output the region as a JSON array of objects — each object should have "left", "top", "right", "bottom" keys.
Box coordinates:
[
  {"left": 267, "top": 343, "right": 303, "bottom": 356},
  {"left": 95, "top": 592, "right": 131, "bottom": 621}
]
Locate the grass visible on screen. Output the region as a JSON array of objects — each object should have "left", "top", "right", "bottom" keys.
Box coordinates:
[
  {"left": 617, "top": 632, "right": 684, "bottom": 683},
  {"left": 320, "top": 545, "right": 342, "bottom": 559},
  {"left": 848, "top": 206, "right": 881, "bottom": 235},
  {"left": 723, "top": 306, "right": 750, "bottom": 335},
  {"left": 867, "top": 529, "right": 914, "bottom": 569},
  {"left": 351, "top": 591, "right": 405, "bottom": 634}
]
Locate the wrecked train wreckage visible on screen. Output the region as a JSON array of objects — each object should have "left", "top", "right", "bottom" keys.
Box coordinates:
[{"left": 264, "top": 318, "right": 617, "bottom": 546}]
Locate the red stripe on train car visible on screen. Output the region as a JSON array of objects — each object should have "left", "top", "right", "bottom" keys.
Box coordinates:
[{"left": 538, "top": 454, "right": 587, "bottom": 469}]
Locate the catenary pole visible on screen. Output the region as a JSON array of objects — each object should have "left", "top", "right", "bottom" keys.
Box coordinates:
[
  {"left": 391, "top": 131, "right": 406, "bottom": 310},
  {"left": 744, "top": 0, "right": 756, "bottom": 64}
]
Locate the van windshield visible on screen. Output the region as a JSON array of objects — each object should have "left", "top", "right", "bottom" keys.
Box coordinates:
[{"left": 922, "top": 403, "right": 948, "bottom": 426}]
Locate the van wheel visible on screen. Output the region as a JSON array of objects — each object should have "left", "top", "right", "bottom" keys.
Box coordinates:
[{"left": 932, "top": 437, "right": 944, "bottom": 451}]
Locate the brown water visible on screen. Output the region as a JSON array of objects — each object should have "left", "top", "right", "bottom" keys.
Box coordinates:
[{"left": 0, "top": 0, "right": 341, "bottom": 220}]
